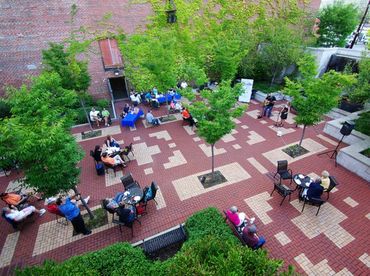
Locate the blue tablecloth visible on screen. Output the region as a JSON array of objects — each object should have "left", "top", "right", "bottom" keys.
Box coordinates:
[
  {"left": 156, "top": 94, "right": 173, "bottom": 104},
  {"left": 174, "top": 93, "right": 181, "bottom": 100},
  {"left": 121, "top": 109, "right": 144, "bottom": 127}
]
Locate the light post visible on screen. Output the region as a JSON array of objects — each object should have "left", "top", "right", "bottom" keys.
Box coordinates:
[{"left": 349, "top": 0, "right": 370, "bottom": 49}]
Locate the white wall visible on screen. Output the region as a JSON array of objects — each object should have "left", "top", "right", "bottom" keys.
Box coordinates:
[{"left": 319, "top": 0, "right": 368, "bottom": 9}]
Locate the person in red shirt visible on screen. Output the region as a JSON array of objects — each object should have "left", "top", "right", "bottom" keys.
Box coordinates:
[{"left": 181, "top": 108, "right": 196, "bottom": 127}]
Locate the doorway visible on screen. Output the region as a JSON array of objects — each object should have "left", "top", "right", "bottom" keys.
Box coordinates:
[{"left": 109, "top": 77, "right": 128, "bottom": 100}]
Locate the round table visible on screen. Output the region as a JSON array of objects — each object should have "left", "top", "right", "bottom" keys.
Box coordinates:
[
  {"left": 122, "top": 187, "right": 143, "bottom": 205},
  {"left": 293, "top": 174, "right": 313, "bottom": 190}
]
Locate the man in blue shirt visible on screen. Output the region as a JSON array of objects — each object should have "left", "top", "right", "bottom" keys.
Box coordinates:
[
  {"left": 56, "top": 195, "right": 91, "bottom": 235},
  {"left": 146, "top": 110, "right": 161, "bottom": 126}
]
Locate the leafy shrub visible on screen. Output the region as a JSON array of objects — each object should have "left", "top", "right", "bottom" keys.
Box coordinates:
[
  {"left": 354, "top": 111, "right": 370, "bottom": 136},
  {"left": 17, "top": 207, "right": 292, "bottom": 275},
  {"left": 75, "top": 107, "right": 89, "bottom": 124},
  {"left": 96, "top": 99, "right": 110, "bottom": 110}
]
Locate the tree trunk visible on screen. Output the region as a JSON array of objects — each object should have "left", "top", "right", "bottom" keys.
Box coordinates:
[
  {"left": 299, "top": 125, "right": 306, "bottom": 147},
  {"left": 211, "top": 143, "right": 215, "bottom": 180},
  {"left": 270, "top": 69, "right": 277, "bottom": 87},
  {"left": 73, "top": 186, "right": 94, "bottom": 219},
  {"left": 79, "top": 98, "right": 93, "bottom": 131}
]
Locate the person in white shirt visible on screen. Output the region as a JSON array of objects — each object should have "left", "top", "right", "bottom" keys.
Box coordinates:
[
  {"left": 130, "top": 93, "right": 141, "bottom": 105},
  {"left": 3, "top": 206, "right": 46, "bottom": 222},
  {"left": 89, "top": 108, "right": 102, "bottom": 127}
]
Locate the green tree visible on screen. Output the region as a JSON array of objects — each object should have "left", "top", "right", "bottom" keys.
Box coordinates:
[
  {"left": 348, "top": 56, "right": 370, "bottom": 105},
  {"left": 284, "top": 54, "right": 356, "bottom": 146},
  {"left": 317, "top": 1, "right": 359, "bottom": 47},
  {"left": 0, "top": 73, "right": 84, "bottom": 197},
  {"left": 189, "top": 82, "right": 245, "bottom": 179}
]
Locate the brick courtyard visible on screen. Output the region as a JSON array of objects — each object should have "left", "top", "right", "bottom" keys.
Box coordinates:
[{"left": 0, "top": 100, "right": 369, "bottom": 275}]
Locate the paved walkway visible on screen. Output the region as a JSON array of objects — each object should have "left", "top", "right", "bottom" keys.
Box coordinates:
[{"left": 0, "top": 101, "right": 369, "bottom": 275}]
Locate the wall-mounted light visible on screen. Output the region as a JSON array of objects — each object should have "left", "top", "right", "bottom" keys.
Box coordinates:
[{"left": 114, "top": 69, "right": 120, "bottom": 76}]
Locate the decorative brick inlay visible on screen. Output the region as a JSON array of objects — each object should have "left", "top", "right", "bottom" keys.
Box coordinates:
[
  {"left": 198, "top": 144, "right": 226, "bottom": 157},
  {"left": 246, "top": 131, "right": 266, "bottom": 145},
  {"left": 274, "top": 231, "right": 292, "bottom": 246},
  {"left": 294, "top": 253, "right": 353, "bottom": 275},
  {"left": 290, "top": 199, "right": 354, "bottom": 248},
  {"left": 317, "top": 134, "right": 338, "bottom": 146},
  {"left": 247, "top": 157, "right": 268, "bottom": 174},
  {"left": 221, "top": 133, "right": 236, "bottom": 143},
  {"left": 359, "top": 253, "right": 370, "bottom": 268},
  {"left": 163, "top": 150, "right": 187, "bottom": 169},
  {"left": 244, "top": 192, "right": 273, "bottom": 225},
  {"left": 233, "top": 144, "right": 242, "bottom": 150},
  {"left": 343, "top": 197, "right": 359, "bottom": 208},
  {"left": 233, "top": 118, "right": 241, "bottom": 124},
  {"left": 307, "top": 172, "right": 320, "bottom": 180},
  {"left": 133, "top": 136, "right": 141, "bottom": 141},
  {"left": 105, "top": 170, "right": 124, "bottom": 187},
  {"left": 193, "top": 137, "right": 201, "bottom": 142},
  {"left": 6, "top": 178, "right": 36, "bottom": 195},
  {"left": 173, "top": 162, "right": 251, "bottom": 201},
  {"left": 144, "top": 168, "right": 153, "bottom": 175},
  {"left": 366, "top": 213, "right": 370, "bottom": 220},
  {"left": 132, "top": 142, "right": 161, "bottom": 166},
  {"left": 0, "top": 232, "right": 20, "bottom": 268},
  {"left": 268, "top": 125, "right": 296, "bottom": 136},
  {"left": 241, "top": 125, "right": 249, "bottom": 129},
  {"left": 263, "top": 138, "right": 327, "bottom": 165},
  {"left": 250, "top": 99, "right": 259, "bottom": 105},
  {"left": 183, "top": 125, "right": 195, "bottom": 135},
  {"left": 260, "top": 120, "right": 268, "bottom": 124},
  {"left": 154, "top": 188, "right": 166, "bottom": 210},
  {"left": 246, "top": 110, "right": 260, "bottom": 119},
  {"left": 168, "top": 143, "right": 176, "bottom": 148},
  {"left": 149, "top": 130, "right": 172, "bottom": 141},
  {"left": 32, "top": 206, "right": 114, "bottom": 257},
  {"left": 73, "top": 125, "right": 121, "bottom": 142}
]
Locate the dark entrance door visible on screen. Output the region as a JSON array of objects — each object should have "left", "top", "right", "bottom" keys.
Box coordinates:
[{"left": 109, "top": 77, "right": 128, "bottom": 100}]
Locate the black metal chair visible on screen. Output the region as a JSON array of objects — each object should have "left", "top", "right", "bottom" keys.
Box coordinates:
[
  {"left": 274, "top": 160, "right": 293, "bottom": 185},
  {"left": 325, "top": 176, "right": 338, "bottom": 200},
  {"left": 103, "top": 162, "right": 123, "bottom": 177},
  {"left": 120, "top": 173, "right": 140, "bottom": 190},
  {"left": 301, "top": 196, "right": 326, "bottom": 216},
  {"left": 140, "top": 182, "right": 159, "bottom": 212},
  {"left": 270, "top": 182, "right": 293, "bottom": 206},
  {"left": 121, "top": 143, "right": 134, "bottom": 162}
]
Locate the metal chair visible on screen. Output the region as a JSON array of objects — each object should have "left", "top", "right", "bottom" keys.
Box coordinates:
[
  {"left": 103, "top": 162, "right": 123, "bottom": 177},
  {"left": 120, "top": 173, "right": 140, "bottom": 190},
  {"left": 325, "top": 176, "right": 338, "bottom": 200},
  {"left": 121, "top": 143, "right": 134, "bottom": 162},
  {"left": 301, "top": 196, "right": 326, "bottom": 216},
  {"left": 140, "top": 182, "right": 159, "bottom": 212},
  {"left": 273, "top": 160, "right": 293, "bottom": 184},
  {"left": 270, "top": 182, "right": 293, "bottom": 206}
]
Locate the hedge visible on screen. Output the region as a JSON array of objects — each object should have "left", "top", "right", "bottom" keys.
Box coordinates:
[{"left": 17, "top": 207, "right": 292, "bottom": 275}]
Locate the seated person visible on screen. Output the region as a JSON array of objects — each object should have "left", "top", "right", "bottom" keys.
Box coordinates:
[
  {"left": 103, "top": 192, "right": 126, "bottom": 212},
  {"left": 93, "top": 145, "right": 102, "bottom": 163},
  {"left": 89, "top": 108, "right": 102, "bottom": 127},
  {"left": 319, "top": 170, "right": 330, "bottom": 190},
  {"left": 123, "top": 103, "right": 130, "bottom": 115},
  {"left": 3, "top": 205, "right": 46, "bottom": 222},
  {"left": 116, "top": 204, "right": 136, "bottom": 224},
  {"left": 101, "top": 152, "right": 127, "bottom": 167},
  {"left": 152, "top": 87, "right": 158, "bottom": 97},
  {"left": 226, "top": 206, "right": 254, "bottom": 228},
  {"left": 146, "top": 110, "right": 161, "bottom": 126},
  {"left": 45, "top": 197, "right": 64, "bottom": 216},
  {"left": 151, "top": 99, "right": 160, "bottom": 108},
  {"left": 0, "top": 192, "right": 28, "bottom": 207},
  {"left": 302, "top": 181, "right": 324, "bottom": 200},
  {"left": 145, "top": 91, "right": 152, "bottom": 102},
  {"left": 101, "top": 108, "right": 111, "bottom": 127},
  {"left": 174, "top": 101, "right": 182, "bottom": 112},
  {"left": 133, "top": 106, "right": 140, "bottom": 114},
  {"left": 181, "top": 108, "right": 196, "bottom": 127},
  {"left": 105, "top": 135, "right": 120, "bottom": 148},
  {"left": 242, "top": 225, "right": 265, "bottom": 249},
  {"left": 130, "top": 92, "right": 141, "bottom": 105}
]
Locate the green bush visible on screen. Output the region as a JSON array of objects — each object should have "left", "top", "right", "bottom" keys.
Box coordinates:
[
  {"left": 354, "top": 111, "right": 370, "bottom": 136},
  {"left": 17, "top": 207, "right": 292, "bottom": 275},
  {"left": 75, "top": 107, "right": 89, "bottom": 124},
  {"left": 96, "top": 99, "right": 110, "bottom": 110}
]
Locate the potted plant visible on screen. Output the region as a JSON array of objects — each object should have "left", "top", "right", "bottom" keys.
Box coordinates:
[{"left": 340, "top": 56, "right": 370, "bottom": 112}]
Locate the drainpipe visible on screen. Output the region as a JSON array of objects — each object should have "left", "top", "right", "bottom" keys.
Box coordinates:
[{"left": 106, "top": 79, "right": 117, "bottom": 119}]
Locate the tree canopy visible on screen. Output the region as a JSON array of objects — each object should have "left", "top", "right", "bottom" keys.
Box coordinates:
[
  {"left": 284, "top": 54, "right": 356, "bottom": 145},
  {"left": 317, "top": 1, "right": 359, "bottom": 47}
]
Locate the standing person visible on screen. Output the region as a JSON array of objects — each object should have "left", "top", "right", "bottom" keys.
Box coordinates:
[
  {"left": 56, "top": 195, "right": 91, "bottom": 235},
  {"left": 101, "top": 108, "right": 111, "bottom": 127},
  {"left": 276, "top": 105, "right": 289, "bottom": 127},
  {"left": 262, "top": 94, "right": 276, "bottom": 118}
]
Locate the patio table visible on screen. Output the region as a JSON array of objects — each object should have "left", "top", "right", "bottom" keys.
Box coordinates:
[
  {"left": 293, "top": 174, "right": 313, "bottom": 191},
  {"left": 157, "top": 94, "right": 173, "bottom": 104},
  {"left": 121, "top": 109, "right": 144, "bottom": 128},
  {"left": 122, "top": 187, "right": 143, "bottom": 205}
]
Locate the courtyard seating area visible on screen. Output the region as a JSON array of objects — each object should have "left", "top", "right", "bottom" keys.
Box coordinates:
[{"left": 0, "top": 98, "right": 369, "bottom": 275}]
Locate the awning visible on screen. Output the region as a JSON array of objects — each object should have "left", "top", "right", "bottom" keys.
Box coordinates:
[{"left": 99, "top": 38, "right": 123, "bottom": 69}]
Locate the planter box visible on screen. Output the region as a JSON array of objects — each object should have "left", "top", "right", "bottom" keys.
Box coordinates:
[
  {"left": 339, "top": 100, "right": 363, "bottom": 113},
  {"left": 337, "top": 140, "right": 370, "bottom": 182}
]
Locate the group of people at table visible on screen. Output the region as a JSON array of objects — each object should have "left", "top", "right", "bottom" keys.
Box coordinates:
[
  {"left": 93, "top": 135, "right": 128, "bottom": 168},
  {"left": 297, "top": 170, "right": 331, "bottom": 200}
]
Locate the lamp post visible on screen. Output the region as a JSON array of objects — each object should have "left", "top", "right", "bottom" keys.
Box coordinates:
[{"left": 349, "top": 0, "right": 369, "bottom": 49}]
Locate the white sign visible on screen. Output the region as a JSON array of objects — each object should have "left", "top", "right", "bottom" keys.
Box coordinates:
[{"left": 238, "top": 79, "right": 254, "bottom": 103}]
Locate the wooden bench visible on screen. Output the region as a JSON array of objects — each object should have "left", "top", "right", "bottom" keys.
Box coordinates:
[{"left": 223, "top": 210, "right": 247, "bottom": 246}]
